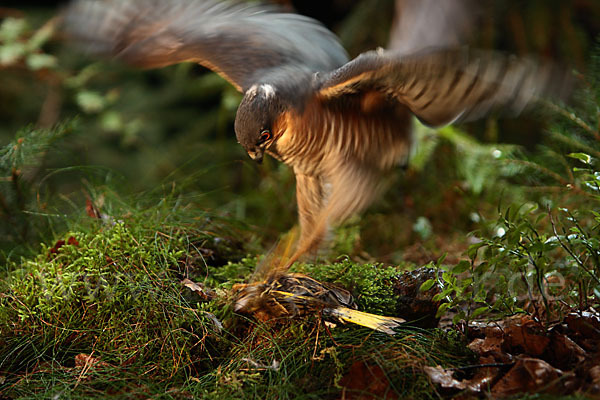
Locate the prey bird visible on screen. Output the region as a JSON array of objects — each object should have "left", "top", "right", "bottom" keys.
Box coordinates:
[
  {"left": 233, "top": 273, "right": 405, "bottom": 334},
  {"left": 63, "top": 0, "right": 572, "bottom": 265}
]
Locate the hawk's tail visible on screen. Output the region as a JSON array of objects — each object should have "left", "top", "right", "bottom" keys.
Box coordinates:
[{"left": 324, "top": 307, "right": 405, "bottom": 335}]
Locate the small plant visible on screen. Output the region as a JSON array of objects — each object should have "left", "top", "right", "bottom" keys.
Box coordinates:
[
  {"left": 426, "top": 43, "right": 600, "bottom": 323},
  {"left": 0, "top": 122, "right": 75, "bottom": 258}
]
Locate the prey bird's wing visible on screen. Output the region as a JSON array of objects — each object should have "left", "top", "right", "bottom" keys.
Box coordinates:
[
  {"left": 63, "top": 0, "right": 348, "bottom": 91},
  {"left": 315, "top": 48, "right": 572, "bottom": 126}
]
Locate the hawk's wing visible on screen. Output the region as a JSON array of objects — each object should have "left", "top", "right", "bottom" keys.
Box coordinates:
[
  {"left": 315, "top": 48, "right": 572, "bottom": 126},
  {"left": 63, "top": 0, "right": 349, "bottom": 91}
]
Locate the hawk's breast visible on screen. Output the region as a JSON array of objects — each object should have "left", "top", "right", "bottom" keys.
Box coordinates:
[{"left": 273, "top": 99, "right": 413, "bottom": 175}]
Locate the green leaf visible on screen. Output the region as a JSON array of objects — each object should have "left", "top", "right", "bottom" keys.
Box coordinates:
[
  {"left": 460, "top": 277, "right": 474, "bottom": 288},
  {"left": 452, "top": 260, "right": 470, "bottom": 274},
  {"left": 0, "top": 18, "right": 27, "bottom": 43},
  {"left": 467, "top": 241, "right": 485, "bottom": 260},
  {"left": 573, "top": 167, "right": 591, "bottom": 172},
  {"left": 436, "top": 253, "right": 448, "bottom": 266},
  {"left": 26, "top": 53, "right": 56, "bottom": 70},
  {"left": 471, "top": 306, "right": 489, "bottom": 319},
  {"left": 419, "top": 278, "right": 436, "bottom": 292},
  {"left": 76, "top": 91, "right": 106, "bottom": 114},
  {"left": 441, "top": 271, "right": 453, "bottom": 283},
  {"left": 27, "top": 20, "right": 55, "bottom": 50},
  {"left": 452, "top": 310, "right": 466, "bottom": 324},
  {"left": 568, "top": 152, "right": 593, "bottom": 164},
  {"left": 0, "top": 42, "right": 26, "bottom": 65},
  {"left": 436, "top": 302, "right": 451, "bottom": 318},
  {"left": 432, "top": 288, "right": 454, "bottom": 302}
]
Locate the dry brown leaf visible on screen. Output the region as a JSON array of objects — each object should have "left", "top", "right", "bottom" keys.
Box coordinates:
[
  {"left": 590, "top": 365, "right": 600, "bottom": 384},
  {"left": 468, "top": 336, "right": 508, "bottom": 362},
  {"left": 424, "top": 361, "right": 504, "bottom": 396},
  {"left": 340, "top": 361, "right": 399, "bottom": 400},
  {"left": 85, "top": 198, "right": 102, "bottom": 219},
  {"left": 548, "top": 330, "right": 587, "bottom": 368},
  {"left": 181, "top": 278, "right": 216, "bottom": 301},
  {"left": 74, "top": 353, "right": 111, "bottom": 369},
  {"left": 48, "top": 236, "right": 79, "bottom": 257},
  {"left": 424, "top": 365, "right": 468, "bottom": 391},
  {"left": 589, "top": 365, "right": 600, "bottom": 395},
  {"left": 566, "top": 311, "right": 600, "bottom": 339},
  {"left": 503, "top": 318, "right": 550, "bottom": 356},
  {"left": 391, "top": 267, "right": 441, "bottom": 328},
  {"left": 491, "top": 357, "right": 573, "bottom": 397}
]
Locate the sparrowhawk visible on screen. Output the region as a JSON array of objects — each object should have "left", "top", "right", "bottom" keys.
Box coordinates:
[{"left": 63, "top": 0, "right": 571, "bottom": 264}]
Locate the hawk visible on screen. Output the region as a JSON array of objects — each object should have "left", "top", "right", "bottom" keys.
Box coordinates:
[{"left": 63, "top": 0, "right": 571, "bottom": 264}]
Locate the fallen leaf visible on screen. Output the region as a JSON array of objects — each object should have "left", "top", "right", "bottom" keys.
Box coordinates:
[
  {"left": 468, "top": 336, "right": 509, "bottom": 362},
  {"left": 392, "top": 267, "right": 441, "bottom": 328},
  {"left": 202, "top": 311, "right": 223, "bottom": 332},
  {"left": 75, "top": 353, "right": 111, "bottom": 369},
  {"left": 424, "top": 365, "right": 467, "bottom": 390},
  {"left": 181, "top": 278, "right": 216, "bottom": 301},
  {"left": 491, "top": 357, "right": 573, "bottom": 397},
  {"left": 48, "top": 236, "right": 79, "bottom": 257},
  {"left": 589, "top": 365, "right": 600, "bottom": 395},
  {"left": 86, "top": 198, "right": 102, "bottom": 219},
  {"left": 566, "top": 311, "right": 600, "bottom": 339},
  {"left": 547, "top": 330, "right": 587, "bottom": 369},
  {"left": 503, "top": 318, "right": 550, "bottom": 356},
  {"left": 424, "top": 362, "right": 503, "bottom": 395},
  {"left": 467, "top": 355, "right": 504, "bottom": 393},
  {"left": 590, "top": 365, "right": 600, "bottom": 384},
  {"left": 340, "top": 361, "right": 398, "bottom": 400}
]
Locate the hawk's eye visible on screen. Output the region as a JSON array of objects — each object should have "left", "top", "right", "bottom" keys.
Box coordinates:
[{"left": 257, "top": 130, "right": 271, "bottom": 145}]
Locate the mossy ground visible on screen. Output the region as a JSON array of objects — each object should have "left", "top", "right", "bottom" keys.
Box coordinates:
[{"left": 0, "top": 199, "right": 475, "bottom": 399}]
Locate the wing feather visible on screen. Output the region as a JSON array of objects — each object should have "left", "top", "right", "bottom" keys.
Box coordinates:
[
  {"left": 316, "top": 48, "right": 572, "bottom": 126},
  {"left": 63, "top": 0, "right": 348, "bottom": 91}
]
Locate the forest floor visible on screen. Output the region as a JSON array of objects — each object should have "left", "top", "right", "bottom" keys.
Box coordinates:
[{"left": 1, "top": 195, "right": 598, "bottom": 399}]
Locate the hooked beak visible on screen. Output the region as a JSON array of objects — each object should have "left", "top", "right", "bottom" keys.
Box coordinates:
[{"left": 248, "top": 149, "right": 264, "bottom": 164}]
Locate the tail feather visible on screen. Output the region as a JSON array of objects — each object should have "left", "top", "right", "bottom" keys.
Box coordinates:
[{"left": 324, "top": 307, "right": 405, "bottom": 335}]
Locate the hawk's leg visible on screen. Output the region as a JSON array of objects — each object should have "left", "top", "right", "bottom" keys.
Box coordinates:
[
  {"left": 294, "top": 172, "right": 328, "bottom": 257},
  {"left": 288, "top": 163, "right": 382, "bottom": 267}
]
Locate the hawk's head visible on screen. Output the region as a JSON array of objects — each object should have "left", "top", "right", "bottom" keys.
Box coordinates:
[{"left": 235, "top": 83, "right": 285, "bottom": 164}]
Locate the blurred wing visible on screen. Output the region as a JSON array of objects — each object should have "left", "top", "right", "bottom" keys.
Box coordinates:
[
  {"left": 389, "top": 0, "right": 476, "bottom": 53},
  {"left": 316, "top": 48, "right": 572, "bottom": 126},
  {"left": 63, "top": 0, "right": 348, "bottom": 91}
]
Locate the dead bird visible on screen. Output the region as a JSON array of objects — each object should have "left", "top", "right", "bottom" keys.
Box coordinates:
[{"left": 233, "top": 273, "right": 405, "bottom": 334}]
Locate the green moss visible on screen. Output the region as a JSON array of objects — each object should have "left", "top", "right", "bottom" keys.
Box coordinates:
[
  {"left": 2, "top": 222, "right": 200, "bottom": 374},
  {"left": 293, "top": 259, "right": 413, "bottom": 315},
  {"left": 0, "top": 219, "right": 475, "bottom": 399}
]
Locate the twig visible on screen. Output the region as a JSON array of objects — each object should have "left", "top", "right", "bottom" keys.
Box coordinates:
[
  {"left": 524, "top": 248, "right": 550, "bottom": 323},
  {"left": 447, "top": 362, "right": 515, "bottom": 371},
  {"left": 548, "top": 210, "right": 600, "bottom": 285}
]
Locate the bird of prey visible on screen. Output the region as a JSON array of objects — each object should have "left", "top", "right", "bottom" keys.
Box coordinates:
[{"left": 63, "top": 0, "right": 571, "bottom": 264}]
